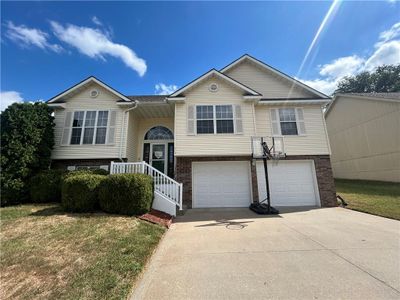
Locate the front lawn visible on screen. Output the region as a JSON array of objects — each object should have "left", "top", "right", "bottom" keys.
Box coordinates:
[
  {"left": 0, "top": 204, "right": 166, "bottom": 300},
  {"left": 335, "top": 179, "right": 400, "bottom": 220}
]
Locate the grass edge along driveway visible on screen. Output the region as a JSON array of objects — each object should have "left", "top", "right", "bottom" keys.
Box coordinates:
[
  {"left": 335, "top": 178, "right": 400, "bottom": 220},
  {"left": 0, "top": 204, "right": 166, "bottom": 300}
]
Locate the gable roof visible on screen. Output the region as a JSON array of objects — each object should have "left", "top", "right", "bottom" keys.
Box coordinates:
[
  {"left": 220, "top": 54, "right": 330, "bottom": 99},
  {"left": 47, "top": 76, "right": 133, "bottom": 103},
  {"left": 325, "top": 92, "right": 400, "bottom": 117},
  {"left": 169, "top": 69, "right": 261, "bottom": 98}
]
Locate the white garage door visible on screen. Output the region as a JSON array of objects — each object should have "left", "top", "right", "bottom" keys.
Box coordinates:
[
  {"left": 257, "top": 160, "right": 320, "bottom": 206},
  {"left": 193, "top": 161, "right": 252, "bottom": 208}
]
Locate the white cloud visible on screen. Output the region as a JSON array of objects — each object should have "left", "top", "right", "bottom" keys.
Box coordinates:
[
  {"left": 365, "top": 40, "right": 400, "bottom": 70},
  {"left": 50, "top": 21, "right": 147, "bottom": 76},
  {"left": 1, "top": 91, "right": 23, "bottom": 111},
  {"left": 377, "top": 22, "right": 400, "bottom": 46},
  {"left": 319, "top": 55, "right": 365, "bottom": 78},
  {"left": 92, "top": 16, "right": 102, "bottom": 26},
  {"left": 5, "top": 21, "right": 62, "bottom": 53},
  {"left": 298, "top": 22, "right": 400, "bottom": 95},
  {"left": 155, "top": 83, "right": 178, "bottom": 95},
  {"left": 298, "top": 78, "right": 339, "bottom": 96}
]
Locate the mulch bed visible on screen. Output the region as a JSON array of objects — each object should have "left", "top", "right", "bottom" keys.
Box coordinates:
[{"left": 139, "top": 209, "right": 173, "bottom": 228}]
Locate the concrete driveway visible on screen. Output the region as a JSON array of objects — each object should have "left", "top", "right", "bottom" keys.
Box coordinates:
[{"left": 132, "top": 207, "right": 400, "bottom": 299}]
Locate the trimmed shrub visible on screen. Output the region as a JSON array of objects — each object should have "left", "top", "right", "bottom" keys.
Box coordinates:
[
  {"left": 61, "top": 174, "right": 106, "bottom": 212},
  {"left": 30, "top": 169, "right": 66, "bottom": 203},
  {"left": 63, "top": 168, "right": 109, "bottom": 179},
  {"left": 99, "top": 174, "right": 153, "bottom": 216}
]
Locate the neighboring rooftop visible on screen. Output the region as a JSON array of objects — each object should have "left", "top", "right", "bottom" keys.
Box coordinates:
[{"left": 338, "top": 92, "right": 400, "bottom": 100}]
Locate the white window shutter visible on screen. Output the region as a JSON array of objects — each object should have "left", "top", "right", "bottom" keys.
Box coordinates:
[
  {"left": 61, "top": 111, "right": 73, "bottom": 145},
  {"left": 296, "top": 108, "right": 306, "bottom": 135},
  {"left": 234, "top": 105, "right": 243, "bottom": 134},
  {"left": 270, "top": 108, "right": 281, "bottom": 136},
  {"left": 106, "top": 110, "right": 117, "bottom": 144},
  {"left": 187, "top": 105, "right": 195, "bottom": 135}
]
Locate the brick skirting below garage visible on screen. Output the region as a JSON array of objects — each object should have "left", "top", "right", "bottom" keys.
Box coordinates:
[{"left": 175, "top": 155, "right": 337, "bottom": 208}]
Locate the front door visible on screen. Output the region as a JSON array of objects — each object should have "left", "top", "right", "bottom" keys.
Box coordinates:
[{"left": 150, "top": 143, "right": 166, "bottom": 173}]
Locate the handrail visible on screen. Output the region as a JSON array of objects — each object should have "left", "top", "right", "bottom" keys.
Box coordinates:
[{"left": 110, "top": 161, "right": 183, "bottom": 210}]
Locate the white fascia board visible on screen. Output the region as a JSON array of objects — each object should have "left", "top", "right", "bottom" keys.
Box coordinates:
[
  {"left": 258, "top": 99, "right": 331, "bottom": 105},
  {"left": 166, "top": 97, "right": 186, "bottom": 103},
  {"left": 243, "top": 95, "right": 262, "bottom": 102},
  {"left": 48, "top": 103, "right": 66, "bottom": 109},
  {"left": 117, "top": 102, "right": 135, "bottom": 106}
]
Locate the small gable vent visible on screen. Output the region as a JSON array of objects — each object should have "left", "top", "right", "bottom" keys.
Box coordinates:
[
  {"left": 90, "top": 89, "right": 99, "bottom": 98},
  {"left": 209, "top": 83, "right": 218, "bottom": 92}
]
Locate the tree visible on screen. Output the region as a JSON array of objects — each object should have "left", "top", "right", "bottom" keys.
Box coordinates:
[
  {"left": 335, "top": 64, "right": 400, "bottom": 94},
  {"left": 1, "top": 102, "right": 55, "bottom": 205}
]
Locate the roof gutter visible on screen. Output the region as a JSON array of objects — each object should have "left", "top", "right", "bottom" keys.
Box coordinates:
[
  {"left": 258, "top": 99, "right": 331, "bottom": 105},
  {"left": 119, "top": 102, "right": 138, "bottom": 161}
]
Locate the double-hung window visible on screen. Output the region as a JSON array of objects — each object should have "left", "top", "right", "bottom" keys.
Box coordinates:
[
  {"left": 270, "top": 107, "right": 306, "bottom": 136},
  {"left": 70, "top": 110, "right": 109, "bottom": 145},
  {"left": 196, "top": 105, "right": 234, "bottom": 134},
  {"left": 70, "top": 111, "right": 85, "bottom": 144},
  {"left": 196, "top": 105, "right": 214, "bottom": 134},
  {"left": 216, "top": 105, "right": 234, "bottom": 133},
  {"left": 279, "top": 108, "right": 298, "bottom": 135}
]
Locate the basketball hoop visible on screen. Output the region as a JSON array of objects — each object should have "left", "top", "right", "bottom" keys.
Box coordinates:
[
  {"left": 249, "top": 136, "right": 285, "bottom": 215},
  {"left": 251, "top": 136, "right": 286, "bottom": 161}
]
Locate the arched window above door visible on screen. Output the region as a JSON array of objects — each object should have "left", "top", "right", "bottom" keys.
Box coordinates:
[{"left": 144, "top": 126, "right": 174, "bottom": 140}]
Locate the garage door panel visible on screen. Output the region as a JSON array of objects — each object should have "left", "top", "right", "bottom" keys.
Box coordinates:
[
  {"left": 193, "top": 161, "right": 251, "bottom": 208},
  {"left": 257, "top": 160, "right": 319, "bottom": 206}
]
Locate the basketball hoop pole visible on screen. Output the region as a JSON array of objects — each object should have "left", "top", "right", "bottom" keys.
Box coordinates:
[{"left": 261, "top": 138, "right": 271, "bottom": 213}]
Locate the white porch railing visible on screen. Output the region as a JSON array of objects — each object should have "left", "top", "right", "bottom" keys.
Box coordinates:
[{"left": 110, "top": 161, "right": 183, "bottom": 212}]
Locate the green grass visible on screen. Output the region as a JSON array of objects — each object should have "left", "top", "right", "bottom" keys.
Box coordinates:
[
  {"left": 335, "top": 179, "right": 400, "bottom": 220},
  {"left": 0, "top": 204, "right": 166, "bottom": 300}
]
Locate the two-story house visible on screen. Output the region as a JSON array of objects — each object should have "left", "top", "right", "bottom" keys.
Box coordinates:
[{"left": 47, "top": 54, "right": 336, "bottom": 214}]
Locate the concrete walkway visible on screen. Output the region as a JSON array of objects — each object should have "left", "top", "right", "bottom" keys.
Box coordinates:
[{"left": 131, "top": 207, "right": 400, "bottom": 300}]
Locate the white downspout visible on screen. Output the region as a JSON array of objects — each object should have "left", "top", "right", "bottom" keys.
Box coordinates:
[{"left": 119, "top": 102, "right": 138, "bottom": 161}]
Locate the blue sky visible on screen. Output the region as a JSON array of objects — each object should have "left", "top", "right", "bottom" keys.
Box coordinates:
[{"left": 1, "top": 1, "right": 399, "bottom": 109}]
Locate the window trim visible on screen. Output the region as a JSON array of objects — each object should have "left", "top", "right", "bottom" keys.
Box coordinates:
[
  {"left": 68, "top": 109, "right": 110, "bottom": 145},
  {"left": 195, "top": 104, "right": 236, "bottom": 135},
  {"left": 278, "top": 107, "right": 298, "bottom": 136},
  {"left": 273, "top": 107, "right": 307, "bottom": 137}
]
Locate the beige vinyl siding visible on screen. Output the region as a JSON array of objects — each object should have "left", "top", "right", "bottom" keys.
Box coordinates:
[
  {"left": 255, "top": 105, "right": 330, "bottom": 155},
  {"left": 127, "top": 117, "right": 174, "bottom": 161},
  {"left": 224, "top": 60, "right": 316, "bottom": 98},
  {"left": 51, "top": 84, "right": 127, "bottom": 160},
  {"left": 175, "top": 76, "right": 256, "bottom": 156},
  {"left": 126, "top": 112, "right": 139, "bottom": 162},
  {"left": 326, "top": 97, "right": 400, "bottom": 182}
]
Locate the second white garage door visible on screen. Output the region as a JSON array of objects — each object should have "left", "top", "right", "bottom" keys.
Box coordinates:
[
  {"left": 257, "top": 160, "right": 320, "bottom": 206},
  {"left": 192, "top": 161, "right": 252, "bottom": 208}
]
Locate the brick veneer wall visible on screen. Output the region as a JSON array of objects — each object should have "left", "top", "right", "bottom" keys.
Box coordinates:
[
  {"left": 284, "top": 155, "right": 337, "bottom": 207},
  {"left": 175, "top": 155, "right": 336, "bottom": 208},
  {"left": 51, "top": 158, "right": 124, "bottom": 170}
]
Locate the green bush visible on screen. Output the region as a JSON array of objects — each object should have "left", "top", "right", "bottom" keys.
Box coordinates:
[
  {"left": 1, "top": 102, "right": 54, "bottom": 206},
  {"left": 61, "top": 174, "right": 106, "bottom": 212},
  {"left": 63, "top": 168, "right": 109, "bottom": 179},
  {"left": 99, "top": 174, "right": 153, "bottom": 216},
  {"left": 30, "top": 169, "right": 65, "bottom": 203}
]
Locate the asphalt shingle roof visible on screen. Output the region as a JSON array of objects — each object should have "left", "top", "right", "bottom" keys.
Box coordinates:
[
  {"left": 346, "top": 92, "right": 400, "bottom": 100},
  {"left": 126, "top": 95, "right": 167, "bottom": 103}
]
